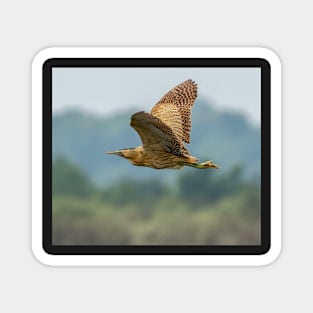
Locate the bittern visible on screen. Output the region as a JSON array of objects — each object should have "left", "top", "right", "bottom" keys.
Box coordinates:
[{"left": 106, "top": 79, "right": 219, "bottom": 170}]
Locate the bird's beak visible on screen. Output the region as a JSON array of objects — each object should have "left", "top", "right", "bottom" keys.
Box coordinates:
[{"left": 104, "top": 150, "right": 123, "bottom": 156}]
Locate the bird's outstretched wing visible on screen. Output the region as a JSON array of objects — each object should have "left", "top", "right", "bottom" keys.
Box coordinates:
[
  {"left": 150, "top": 79, "right": 197, "bottom": 144},
  {"left": 130, "top": 111, "right": 189, "bottom": 156}
]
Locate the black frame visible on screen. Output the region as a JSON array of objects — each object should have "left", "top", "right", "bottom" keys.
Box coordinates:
[{"left": 43, "top": 58, "right": 271, "bottom": 255}]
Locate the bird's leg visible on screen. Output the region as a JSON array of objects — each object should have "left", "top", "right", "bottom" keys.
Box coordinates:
[{"left": 185, "top": 160, "right": 220, "bottom": 169}]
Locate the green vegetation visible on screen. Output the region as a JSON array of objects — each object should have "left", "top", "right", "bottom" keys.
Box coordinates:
[
  {"left": 52, "top": 157, "right": 261, "bottom": 245},
  {"left": 52, "top": 101, "right": 261, "bottom": 187},
  {"left": 52, "top": 106, "right": 261, "bottom": 245}
]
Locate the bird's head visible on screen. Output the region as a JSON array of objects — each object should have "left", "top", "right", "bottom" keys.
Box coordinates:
[{"left": 105, "top": 147, "right": 143, "bottom": 165}]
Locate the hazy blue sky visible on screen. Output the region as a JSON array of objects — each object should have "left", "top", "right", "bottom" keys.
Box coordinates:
[{"left": 52, "top": 67, "right": 261, "bottom": 125}]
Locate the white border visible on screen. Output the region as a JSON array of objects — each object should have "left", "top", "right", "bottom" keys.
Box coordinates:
[{"left": 32, "top": 47, "right": 281, "bottom": 266}]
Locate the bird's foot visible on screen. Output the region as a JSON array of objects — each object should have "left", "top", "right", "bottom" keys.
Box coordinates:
[{"left": 196, "top": 160, "right": 220, "bottom": 169}]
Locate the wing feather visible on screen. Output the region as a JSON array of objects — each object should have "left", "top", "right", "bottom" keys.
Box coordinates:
[
  {"left": 151, "top": 79, "right": 197, "bottom": 143},
  {"left": 130, "top": 111, "right": 189, "bottom": 156}
]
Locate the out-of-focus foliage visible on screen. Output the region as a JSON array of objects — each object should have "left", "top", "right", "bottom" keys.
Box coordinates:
[
  {"left": 52, "top": 157, "right": 261, "bottom": 245},
  {"left": 52, "top": 101, "right": 260, "bottom": 187},
  {"left": 52, "top": 105, "right": 261, "bottom": 245},
  {"left": 53, "top": 157, "right": 94, "bottom": 198}
]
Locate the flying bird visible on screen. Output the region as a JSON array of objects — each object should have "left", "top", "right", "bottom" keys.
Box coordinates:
[{"left": 106, "top": 79, "right": 219, "bottom": 170}]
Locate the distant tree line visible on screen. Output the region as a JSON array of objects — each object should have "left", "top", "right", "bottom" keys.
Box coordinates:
[{"left": 53, "top": 157, "right": 259, "bottom": 209}]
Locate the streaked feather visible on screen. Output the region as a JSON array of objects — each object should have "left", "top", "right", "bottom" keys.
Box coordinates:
[
  {"left": 151, "top": 79, "right": 197, "bottom": 143},
  {"left": 130, "top": 111, "right": 189, "bottom": 157}
]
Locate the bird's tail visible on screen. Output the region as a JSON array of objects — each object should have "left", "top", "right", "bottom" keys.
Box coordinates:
[
  {"left": 184, "top": 155, "right": 198, "bottom": 164},
  {"left": 184, "top": 158, "right": 220, "bottom": 169}
]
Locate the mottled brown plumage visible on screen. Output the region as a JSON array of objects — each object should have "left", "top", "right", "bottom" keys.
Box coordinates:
[
  {"left": 106, "top": 79, "right": 219, "bottom": 170},
  {"left": 151, "top": 79, "right": 197, "bottom": 143}
]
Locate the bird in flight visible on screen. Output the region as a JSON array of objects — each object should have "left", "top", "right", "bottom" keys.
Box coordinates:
[{"left": 106, "top": 79, "right": 219, "bottom": 170}]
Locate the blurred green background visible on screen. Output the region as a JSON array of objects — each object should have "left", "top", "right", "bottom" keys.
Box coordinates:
[{"left": 52, "top": 98, "right": 261, "bottom": 246}]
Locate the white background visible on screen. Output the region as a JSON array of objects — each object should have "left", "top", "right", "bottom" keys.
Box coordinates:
[{"left": 0, "top": 0, "right": 311, "bottom": 312}]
